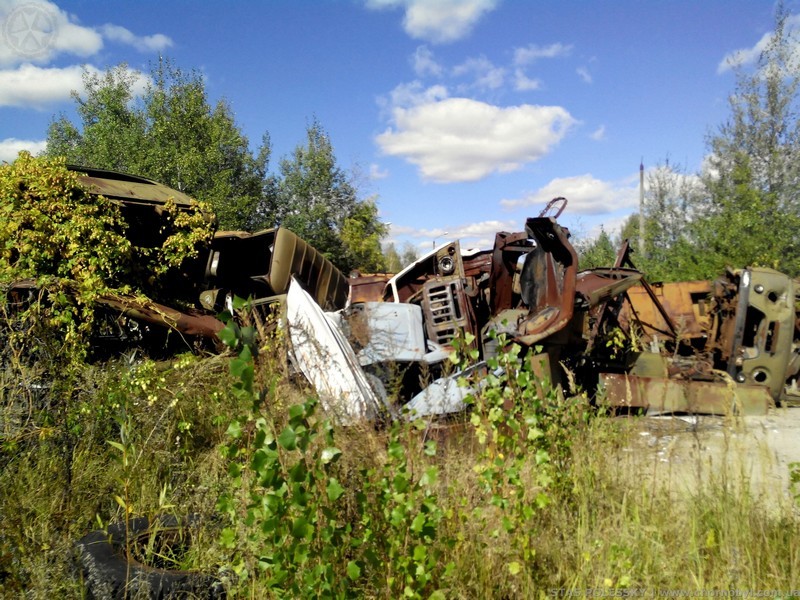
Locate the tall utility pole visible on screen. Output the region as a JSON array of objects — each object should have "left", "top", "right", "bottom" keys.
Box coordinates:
[{"left": 638, "top": 160, "right": 645, "bottom": 257}]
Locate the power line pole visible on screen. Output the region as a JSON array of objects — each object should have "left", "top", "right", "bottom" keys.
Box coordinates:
[{"left": 638, "top": 159, "right": 645, "bottom": 257}]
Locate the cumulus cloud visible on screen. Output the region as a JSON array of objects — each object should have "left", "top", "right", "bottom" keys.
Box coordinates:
[
  {"left": 369, "top": 163, "right": 389, "bottom": 180},
  {"left": 0, "top": 137, "right": 46, "bottom": 162},
  {"left": 718, "top": 14, "right": 800, "bottom": 74},
  {"left": 0, "top": 0, "right": 172, "bottom": 67},
  {"left": 576, "top": 66, "right": 592, "bottom": 83},
  {"left": 366, "top": 0, "right": 499, "bottom": 44},
  {"left": 0, "top": 63, "right": 147, "bottom": 108},
  {"left": 399, "top": 218, "right": 519, "bottom": 250},
  {"left": 376, "top": 95, "right": 575, "bottom": 183},
  {"left": 590, "top": 125, "right": 606, "bottom": 141},
  {"left": 0, "top": 0, "right": 100, "bottom": 66},
  {"left": 452, "top": 55, "right": 505, "bottom": 90},
  {"left": 379, "top": 80, "right": 449, "bottom": 113},
  {"left": 513, "top": 42, "right": 572, "bottom": 66},
  {"left": 411, "top": 45, "right": 443, "bottom": 77},
  {"left": 514, "top": 68, "right": 540, "bottom": 91},
  {"left": 500, "top": 174, "right": 639, "bottom": 215},
  {"left": 99, "top": 24, "right": 173, "bottom": 53}
]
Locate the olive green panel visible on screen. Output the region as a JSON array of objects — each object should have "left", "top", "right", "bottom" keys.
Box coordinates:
[
  {"left": 70, "top": 165, "right": 197, "bottom": 208},
  {"left": 269, "top": 228, "right": 349, "bottom": 311},
  {"left": 734, "top": 268, "right": 797, "bottom": 400}
]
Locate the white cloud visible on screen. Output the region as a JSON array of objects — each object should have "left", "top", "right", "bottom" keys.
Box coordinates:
[
  {"left": 576, "top": 66, "right": 592, "bottom": 83},
  {"left": 0, "top": 63, "right": 147, "bottom": 108},
  {"left": 380, "top": 80, "right": 449, "bottom": 111},
  {"left": 590, "top": 125, "right": 606, "bottom": 141},
  {"left": 376, "top": 96, "right": 575, "bottom": 183},
  {"left": 718, "top": 15, "right": 800, "bottom": 74},
  {"left": 452, "top": 55, "right": 505, "bottom": 90},
  {"left": 400, "top": 218, "right": 519, "bottom": 250},
  {"left": 366, "top": 0, "right": 499, "bottom": 44},
  {"left": 369, "top": 163, "right": 389, "bottom": 179},
  {"left": 0, "top": 63, "right": 96, "bottom": 107},
  {"left": 99, "top": 24, "right": 173, "bottom": 53},
  {"left": 0, "top": 0, "right": 101, "bottom": 66},
  {"left": 500, "top": 174, "right": 639, "bottom": 215},
  {"left": 0, "top": 137, "right": 46, "bottom": 162},
  {"left": 411, "top": 45, "right": 442, "bottom": 77},
  {"left": 513, "top": 42, "right": 572, "bottom": 66},
  {"left": 0, "top": 0, "right": 172, "bottom": 67},
  {"left": 514, "top": 68, "right": 540, "bottom": 91}
]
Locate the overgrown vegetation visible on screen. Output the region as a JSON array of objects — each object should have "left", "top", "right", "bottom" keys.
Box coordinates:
[
  {"left": 5, "top": 5, "right": 800, "bottom": 598},
  {"left": 44, "top": 60, "right": 387, "bottom": 274},
  {"left": 3, "top": 306, "right": 799, "bottom": 597},
  {"left": 0, "top": 152, "right": 214, "bottom": 364},
  {"left": 579, "top": 6, "right": 800, "bottom": 282}
]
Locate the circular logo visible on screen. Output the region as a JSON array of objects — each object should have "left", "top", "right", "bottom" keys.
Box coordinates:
[{"left": 2, "top": 3, "right": 57, "bottom": 59}]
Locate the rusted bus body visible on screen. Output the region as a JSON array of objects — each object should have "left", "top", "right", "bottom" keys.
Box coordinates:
[
  {"left": 13, "top": 164, "right": 800, "bottom": 418},
  {"left": 620, "top": 279, "right": 713, "bottom": 345}
]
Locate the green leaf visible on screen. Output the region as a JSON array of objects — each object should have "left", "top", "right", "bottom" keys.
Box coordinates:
[
  {"left": 320, "top": 446, "right": 342, "bottom": 464},
  {"left": 217, "top": 323, "right": 239, "bottom": 348},
  {"left": 278, "top": 426, "right": 297, "bottom": 450},
  {"left": 225, "top": 419, "right": 242, "bottom": 439},
  {"left": 291, "top": 516, "right": 310, "bottom": 538},
  {"left": 346, "top": 561, "right": 361, "bottom": 580},
  {"left": 508, "top": 561, "right": 521, "bottom": 575},
  {"left": 220, "top": 527, "right": 237, "bottom": 549},
  {"left": 326, "top": 477, "right": 345, "bottom": 502}
]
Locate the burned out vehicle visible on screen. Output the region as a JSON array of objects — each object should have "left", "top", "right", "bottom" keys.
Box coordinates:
[
  {"left": 310, "top": 198, "right": 800, "bottom": 420},
  {"left": 5, "top": 166, "right": 350, "bottom": 356},
  {"left": 5, "top": 165, "right": 797, "bottom": 421}
]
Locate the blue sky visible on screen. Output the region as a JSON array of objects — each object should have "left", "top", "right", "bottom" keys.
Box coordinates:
[{"left": 0, "top": 0, "right": 790, "bottom": 252}]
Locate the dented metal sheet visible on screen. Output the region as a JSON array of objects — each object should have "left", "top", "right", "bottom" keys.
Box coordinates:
[
  {"left": 403, "top": 363, "right": 490, "bottom": 419},
  {"left": 515, "top": 216, "right": 578, "bottom": 345},
  {"left": 598, "top": 372, "right": 771, "bottom": 416},
  {"left": 286, "top": 278, "right": 383, "bottom": 423}
]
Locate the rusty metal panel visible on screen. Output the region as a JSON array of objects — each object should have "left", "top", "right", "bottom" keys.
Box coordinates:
[
  {"left": 622, "top": 280, "right": 712, "bottom": 340},
  {"left": 97, "top": 295, "right": 225, "bottom": 338},
  {"left": 516, "top": 217, "right": 578, "bottom": 345},
  {"left": 598, "top": 372, "right": 770, "bottom": 416},
  {"left": 73, "top": 166, "right": 196, "bottom": 208},
  {"left": 348, "top": 274, "right": 393, "bottom": 303}
]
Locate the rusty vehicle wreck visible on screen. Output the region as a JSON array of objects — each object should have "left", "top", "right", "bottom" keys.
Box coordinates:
[{"left": 5, "top": 168, "right": 799, "bottom": 422}]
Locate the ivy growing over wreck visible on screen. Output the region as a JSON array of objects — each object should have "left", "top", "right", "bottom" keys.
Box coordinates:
[{"left": 0, "top": 152, "right": 214, "bottom": 359}]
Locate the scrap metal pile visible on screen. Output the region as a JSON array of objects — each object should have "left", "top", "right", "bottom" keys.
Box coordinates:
[{"left": 7, "top": 170, "right": 800, "bottom": 421}]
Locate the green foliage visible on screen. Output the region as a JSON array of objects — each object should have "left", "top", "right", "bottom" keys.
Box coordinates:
[
  {"left": 46, "top": 60, "right": 273, "bottom": 231},
  {"left": 277, "top": 120, "right": 388, "bottom": 273},
  {"left": 575, "top": 227, "right": 616, "bottom": 270},
  {"left": 354, "top": 423, "right": 451, "bottom": 599},
  {"left": 0, "top": 153, "right": 131, "bottom": 289},
  {"left": 453, "top": 332, "right": 582, "bottom": 576},
  {"left": 0, "top": 152, "right": 214, "bottom": 359},
  {"left": 0, "top": 153, "right": 132, "bottom": 357},
  {"left": 384, "top": 242, "right": 419, "bottom": 273},
  {"left": 46, "top": 62, "right": 389, "bottom": 270},
  {"left": 216, "top": 307, "right": 451, "bottom": 598},
  {"left": 690, "top": 5, "right": 800, "bottom": 277}
]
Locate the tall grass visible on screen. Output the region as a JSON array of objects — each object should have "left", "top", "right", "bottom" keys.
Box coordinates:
[{"left": 1, "top": 321, "right": 799, "bottom": 597}]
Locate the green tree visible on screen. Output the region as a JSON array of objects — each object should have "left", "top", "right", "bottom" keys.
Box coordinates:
[
  {"left": 384, "top": 242, "right": 403, "bottom": 273},
  {"left": 400, "top": 242, "right": 419, "bottom": 267},
  {"left": 46, "top": 60, "right": 274, "bottom": 231},
  {"left": 575, "top": 227, "right": 616, "bottom": 270},
  {"left": 277, "top": 120, "right": 387, "bottom": 272},
  {"left": 694, "top": 5, "right": 800, "bottom": 276}
]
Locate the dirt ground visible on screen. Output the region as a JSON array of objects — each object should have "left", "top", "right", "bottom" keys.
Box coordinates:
[{"left": 622, "top": 406, "right": 800, "bottom": 509}]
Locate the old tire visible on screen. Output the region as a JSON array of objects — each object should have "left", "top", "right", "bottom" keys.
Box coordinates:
[{"left": 76, "top": 515, "right": 224, "bottom": 599}]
